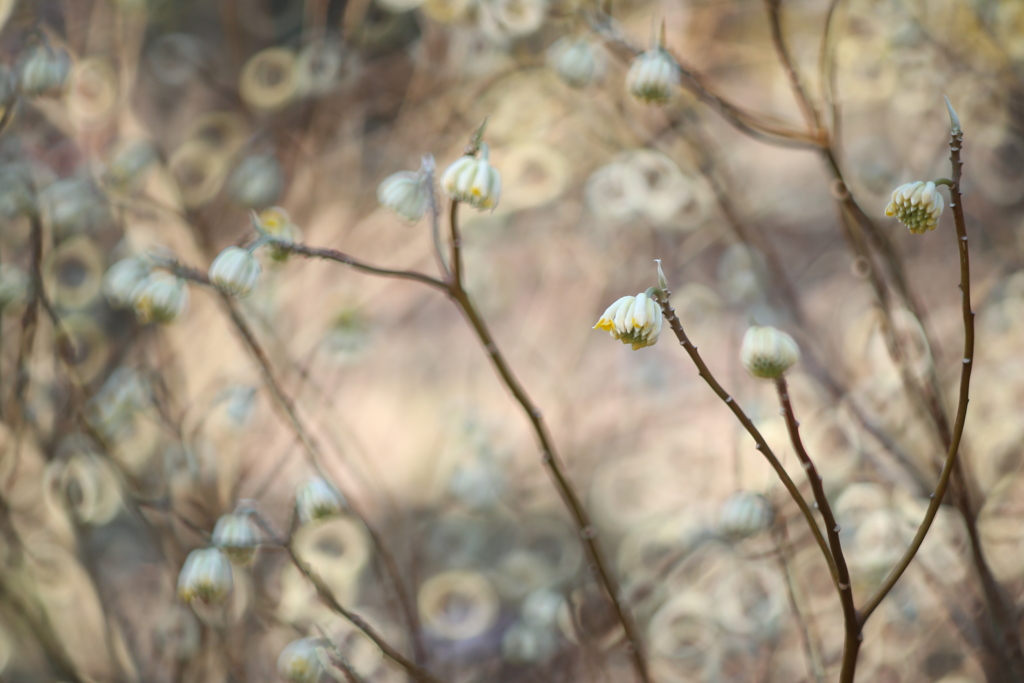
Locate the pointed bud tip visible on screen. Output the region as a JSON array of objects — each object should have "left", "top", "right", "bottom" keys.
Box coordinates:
[{"left": 944, "top": 96, "right": 961, "bottom": 135}]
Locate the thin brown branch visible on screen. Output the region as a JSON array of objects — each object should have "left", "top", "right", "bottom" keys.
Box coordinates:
[
  {"left": 764, "top": 0, "right": 822, "bottom": 135},
  {"left": 445, "top": 202, "right": 649, "bottom": 683},
  {"left": 774, "top": 524, "right": 825, "bottom": 683},
  {"left": 276, "top": 243, "right": 448, "bottom": 292},
  {"left": 653, "top": 292, "right": 839, "bottom": 589},
  {"left": 775, "top": 376, "right": 859, "bottom": 683}
]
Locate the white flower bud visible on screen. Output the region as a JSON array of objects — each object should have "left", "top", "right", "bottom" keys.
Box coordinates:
[
  {"left": 547, "top": 36, "right": 603, "bottom": 89},
  {"left": 884, "top": 180, "right": 944, "bottom": 234},
  {"left": 296, "top": 477, "right": 345, "bottom": 524},
  {"left": 625, "top": 48, "right": 680, "bottom": 105},
  {"left": 209, "top": 246, "right": 261, "bottom": 297},
  {"left": 377, "top": 170, "right": 430, "bottom": 222},
  {"left": 17, "top": 45, "right": 71, "bottom": 97},
  {"left": 0, "top": 264, "right": 28, "bottom": 308},
  {"left": 717, "top": 491, "right": 775, "bottom": 540},
  {"left": 177, "top": 548, "right": 233, "bottom": 604},
  {"left": 740, "top": 325, "right": 800, "bottom": 379},
  {"left": 103, "top": 257, "right": 152, "bottom": 309},
  {"left": 212, "top": 513, "right": 261, "bottom": 565},
  {"left": 441, "top": 143, "right": 501, "bottom": 211},
  {"left": 592, "top": 291, "right": 663, "bottom": 350},
  {"left": 277, "top": 637, "right": 324, "bottom": 683},
  {"left": 130, "top": 272, "right": 189, "bottom": 324},
  {"left": 227, "top": 154, "right": 285, "bottom": 209},
  {"left": 253, "top": 206, "right": 301, "bottom": 261},
  {"left": 104, "top": 141, "right": 159, "bottom": 191}
]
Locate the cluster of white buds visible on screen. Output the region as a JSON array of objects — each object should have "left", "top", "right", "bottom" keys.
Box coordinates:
[
  {"left": 296, "top": 477, "right": 345, "bottom": 524},
  {"left": 625, "top": 48, "right": 680, "bottom": 105},
  {"left": 209, "top": 246, "right": 262, "bottom": 297},
  {"left": 593, "top": 290, "right": 663, "bottom": 350},
  {"left": 740, "top": 325, "right": 800, "bottom": 379},
  {"left": 211, "top": 512, "right": 261, "bottom": 565},
  {"left": 131, "top": 272, "right": 189, "bottom": 324},
  {"left": 884, "top": 180, "right": 944, "bottom": 234},
  {"left": 377, "top": 157, "right": 433, "bottom": 222},
  {"left": 17, "top": 44, "right": 71, "bottom": 97},
  {"left": 717, "top": 491, "right": 775, "bottom": 540},
  {"left": 277, "top": 637, "right": 325, "bottom": 683},
  {"left": 442, "top": 143, "right": 501, "bottom": 211},
  {"left": 103, "top": 257, "right": 152, "bottom": 310},
  {"left": 177, "top": 547, "right": 233, "bottom": 605},
  {"left": 547, "top": 36, "right": 603, "bottom": 89}
]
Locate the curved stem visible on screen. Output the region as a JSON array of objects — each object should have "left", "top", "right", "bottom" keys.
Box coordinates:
[
  {"left": 277, "top": 243, "right": 448, "bottom": 292},
  {"left": 775, "top": 376, "right": 860, "bottom": 683},
  {"left": 446, "top": 201, "right": 650, "bottom": 683},
  {"left": 765, "top": 0, "right": 822, "bottom": 135},
  {"left": 654, "top": 293, "right": 840, "bottom": 589}
]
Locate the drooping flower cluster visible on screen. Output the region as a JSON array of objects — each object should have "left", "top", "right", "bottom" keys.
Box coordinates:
[
  {"left": 441, "top": 143, "right": 502, "bottom": 211},
  {"left": 593, "top": 291, "right": 663, "bottom": 350},
  {"left": 884, "top": 180, "right": 944, "bottom": 234},
  {"left": 209, "top": 246, "right": 262, "bottom": 297},
  {"left": 625, "top": 48, "right": 680, "bottom": 105}
]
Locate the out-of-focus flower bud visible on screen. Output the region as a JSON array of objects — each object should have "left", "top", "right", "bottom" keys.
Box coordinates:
[
  {"left": 441, "top": 143, "right": 501, "bottom": 211},
  {"left": 277, "top": 637, "right": 324, "bottom": 683},
  {"left": 131, "top": 272, "right": 189, "bottom": 324},
  {"left": 227, "top": 154, "right": 285, "bottom": 209},
  {"left": 17, "top": 44, "right": 71, "bottom": 97},
  {"left": 104, "top": 140, "right": 159, "bottom": 191},
  {"left": 377, "top": 169, "right": 430, "bottom": 222},
  {"left": 626, "top": 48, "right": 679, "bottom": 105},
  {"left": 296, "top": 477, "right": 345, "bottom": 524},
  {"left": 253, "top": 206, "right": 301, "bottom": 261},
  {"left": 740, "top": 325, "right": 800, "bottom": 379},
  {"left": 177, "top": 547, "right": 233, "bottom": 604},
  {"left": 593, "top": 291, "right": 663, "bottom": 350},
  {"left": 717, "top": 491, "right": 775, "bottom": 540},
  {"left": 212, "top": 513, "right": 261, "bottom": 565},
  {"left": 0, "top": 165, "right": 36, "bottom": 219},
  {"left": 103, "top": 257, "right": 152, "bottom": 309},
  {"left": 884, "top": 180, "right": 944, "bottom": 234},
  {"left": 547, "top": 36, "right": 604, "bottom": 89},
  {"left": 209, "top": 246, "right": 261, "bottom": 297},
  {"left": 0, "top": 264, "right": 28, "bottom": 308},
  {"left": 40, "top": 179, "right": 111, "bottom": 237}
]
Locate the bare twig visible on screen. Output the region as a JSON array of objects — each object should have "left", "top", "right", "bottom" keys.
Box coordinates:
[
  {"left": 775, "top": 376, "right": 859, "bottom": 683},
  {"left": 773, "top": 524, "right": 825, "bottom": 683},
  {"left": 653, "top": 291, "right": 839, "bottom": 589}
]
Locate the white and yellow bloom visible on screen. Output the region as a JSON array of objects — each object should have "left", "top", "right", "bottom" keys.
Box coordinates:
[
  {"left": 209, "top": 246, "right": 262, "bottom": 297},
  {"left": 296, "top": 476, "right": 345, "bottom": 524},
  {"left": 884, "top": 180, "right": 944, "bottom": 234},
  {"left": 441, "top": 143, "right": 501, "bottom": 211},
  {"left": 625, "top": 48, "right": 679, "bottom": 105},
  {"left": 740, "top": 325, "right": 800, "bottom": 379},
  {"left": 177, "top": 547, "right": 233, "bottom": 604},
  {"left": 131, "top": 272, "right": 188, "bottom": 324},
  {"left": 277, "top": 638, "right": 324, "bottom": 683},
  {"left": 377, "top": 169, "right": 431, "bottom": 222},
  {"left": 593, "top": 291, "right": 663, "bottom": 350}
]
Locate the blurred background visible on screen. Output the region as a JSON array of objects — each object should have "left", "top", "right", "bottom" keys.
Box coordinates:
[{"left": 1, "top": 0, "right": 1024, "bottom": 681}]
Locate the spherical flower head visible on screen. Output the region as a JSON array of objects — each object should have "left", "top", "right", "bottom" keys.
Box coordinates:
[
  {"left": 209, "top": 246, "right": 262, "bottom": 297},
  {"left": 130, "top": 272, "right": 189, "bottom": 324},
  {"left": 740, "top": 325, "right": 800, "bottom": 379},
  {"left": 593, "top": 291, "right": 663, "bottom": 350},
  {"left": 717, "top": 491, "right": 775, "bottom": 540},
  {"left": 177, "top": 547, "right": 233, "bottom": 605},
  {"left": 277, "top": 638, "right": 324, "bottom": 683},
  {"left": 547, "top": 36, "right": 603, "bottom": 89},
  {"left": 296, "top": 476, "right": 345, "bottom": 524},
  {"left": 253, "top": 206, "right": 301, "bottom": 261},
  {"left": 625, "top": 48, "right": 680, "bottom": 105},
  {"left": 103, "top": 257, "right": 152, "bottom": 310},
  {"left": 441, "top": 143, "right": 501, "bottom": 211},
  {"left": 377, "top": 170, "right": 430, "bottom": 222},
  {"left": 884, "top": 181, "right": 944, "bottom": 234},
  {"left": 212, "top": 513, "right": 261, "bottom": 565}
]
